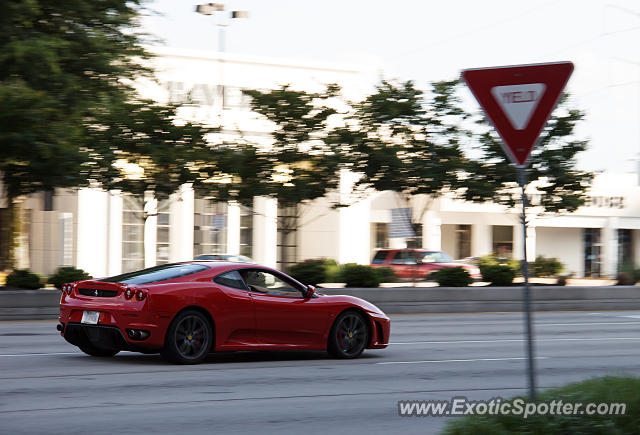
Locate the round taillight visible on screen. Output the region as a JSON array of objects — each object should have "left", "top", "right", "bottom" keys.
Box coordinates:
[
  {"left": 124, "top": 288, "right": 134, "bottom": 300},
  {"left": 65, "top": 284, "right": 73, "bottom": 295},
  {"left": 135, "top": 289, "right": 147, "bottom": 301},
  {"left": 62, "top": 284, "right": 67, "bottom": 293}
]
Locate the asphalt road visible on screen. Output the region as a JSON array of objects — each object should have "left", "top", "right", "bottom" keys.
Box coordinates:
[{"left": 2, "top": 311, "right": 640, "bottom": 435}]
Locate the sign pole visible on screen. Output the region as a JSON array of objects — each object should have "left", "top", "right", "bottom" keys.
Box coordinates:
[
  {"left": 518, "top": 166, "right": 536, "bottom": 402},
  {"left": 462, "top": 61, "right": 574, "bottom": 403}
]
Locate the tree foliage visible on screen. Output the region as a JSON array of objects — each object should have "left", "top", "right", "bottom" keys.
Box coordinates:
[
  {"left": 336, "top": 79, "right": 468, "bottom": 200},
  {"left": 463, "top": 92, "right": 592, "bottom": 213},
  {"left": 333, "top": 79, "right": 591, "bottom": 216},
  {"left": 0, "top": 0, "right": 215, "bottom": 268}
]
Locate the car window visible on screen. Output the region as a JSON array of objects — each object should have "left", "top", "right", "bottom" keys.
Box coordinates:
[
  {"left": 372, "top": 251, "right": 389, "bottom": 264},
  {"left": 420, "top": 251, "right": 453, "bottom": 263},
  {"left": 100, "top": 264, "right": 209, "bottom": 284},
  {"left": 391, "top": 251, "right": 417, "bottom": 265},
  {"left": 213, "top": 270, "right": 247, "bottom": 290},
  {"left": 241, "top": 270, "right": 303, "bottom": 298}
]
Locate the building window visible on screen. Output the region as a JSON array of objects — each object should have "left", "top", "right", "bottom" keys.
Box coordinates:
[
  {"left": 240, "top": 205, "right": 253, "bottom": 258},
  {"left": 617, "top": 229, "right": 633, "bottom": 270},
  {"left": 406, "top": 224, "right": 423, "bottom": 249},
  {"left": 122, "top": 195, "right": 144, "bottom": 273},
  {"left": 375, "top": 223, "right": 389, "bottom": 249},
  {"left": 277, "top": 204, "right": 298, "bottom": 271},
  {"left": 584, "top": 228, "right": 602, "bottom": 278},
  {"left": 156, "top": 205, "right": 170, "bottom": 265},
  {"left": 492, "top": 225, "right": 513, "bottom": 257},
  {"left": 456, "top": 224, "right": 472, "bottom": 259},
  {"left": 194, "top": 198, "right": 227, "bottom": 256}
]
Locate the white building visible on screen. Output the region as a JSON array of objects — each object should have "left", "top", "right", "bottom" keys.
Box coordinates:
[{"left": 7, "top": 49, "right": 640, "bottom": 279}]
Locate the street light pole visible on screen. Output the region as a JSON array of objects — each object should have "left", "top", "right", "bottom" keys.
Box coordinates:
[{"left": 195, "top": 3, "right": 248, "bottom": 126}]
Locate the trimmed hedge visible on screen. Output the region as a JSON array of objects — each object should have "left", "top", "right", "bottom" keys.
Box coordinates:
[
  {"left": 49, "top": 266, "right": 92, "bottom": 289},
  {"left": 5, "top": 269, "right": 41, "bottom": 289},
  {"left": 288, "top": 259, "right": 327, "bottom": 286},
  {"left": 480, "top": 264, "right": 515, "bottom": 286},
  {"left": 431, "top": 267, "right": 473, "bottom": 287},
  {"left": 444, "top": 376, "right": 640, "bottom": 434},
  {"left": 341, "top": 264, "right": 381, "bottom": 288},
  {"left": 531, "top": 255, "right": 564, "bottom": 277}
]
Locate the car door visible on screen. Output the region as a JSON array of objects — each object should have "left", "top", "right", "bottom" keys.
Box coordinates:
[
  {"left": 241, "top": 269, "right": 329, "bottom": 347},
  {"left": 390, "top": 250, "right": 419, "bottom": 279},
  {"left": 210, "top": 270, "right": 257, "bottom": 348}
]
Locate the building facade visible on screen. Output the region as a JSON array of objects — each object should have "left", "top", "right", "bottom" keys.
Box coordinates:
[{"left": 6, "top": 49, "right": 640, "bottom": 279}]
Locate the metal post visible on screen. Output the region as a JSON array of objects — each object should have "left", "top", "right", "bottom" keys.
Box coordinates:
[{"left": 518, "top": 167, "right": 536, "bottom": 402}]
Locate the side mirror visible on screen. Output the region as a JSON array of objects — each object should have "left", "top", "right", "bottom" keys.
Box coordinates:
[{"left": 306, "top": 285, "right": 316, "bottom": 298}]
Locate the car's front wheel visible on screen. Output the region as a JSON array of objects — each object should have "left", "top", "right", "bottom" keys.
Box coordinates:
[
  {"left": 161, "top": 310, "right": 213, "bottom": 364},
  {"left": 328, "top": 311, "right": 369, "bottom": 359}
]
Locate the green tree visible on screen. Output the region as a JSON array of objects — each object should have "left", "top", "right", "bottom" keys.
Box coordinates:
[
  {"left": 335, "top": 79, "right": 591, "bottom": 246},
  {"left": 221, "top": 85, "right": 342, "bottom": 269},
  {"left": 333, "top": 79, "right": 469, "bottom": 241},
  {"left": 0, "top": 1, "right": 214, "bottom": 268},
  {"left": 463, "top": 92, "right": 592, "bottom": 213}
]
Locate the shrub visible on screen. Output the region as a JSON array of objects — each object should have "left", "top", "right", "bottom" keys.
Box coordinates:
[
  {"left": 341, "top": 264, "right": 381, "bottom": 288},
  {"left": 5, "top": 269, "right": 41, "bottom": 289},
  {"left": 480, "top": 264, "right": 515, "bottom": 286},
  {"left": 374, "top": 267, "right": 396, "bottom": 283},
  {"left": 324, "top": 259, "right": 342, "bottom": 283},
  {"left": 617, "top": 263, "right": 640, "bottom": 285},
  {"left": 478, "top": 253, "right": 521, "bottom": 277},
  {"left": 48, "top": 266, "right": 92, "bottom": 289},
  {"left": 531, "top": 255, "right": 564, "bottom": 277},
  {"left": 431, "top": 267, "right": 473, "bottom": 287},
  {"left": 289, "top": 259, "right": 328, "bottom": 286},
  {"left": 444, "top": 376, "right": 640, "bottom": 434}
]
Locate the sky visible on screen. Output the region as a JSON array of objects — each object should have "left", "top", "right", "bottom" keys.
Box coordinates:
[{"left": 140, "top": 0, "right": 640, "bottom": 174}]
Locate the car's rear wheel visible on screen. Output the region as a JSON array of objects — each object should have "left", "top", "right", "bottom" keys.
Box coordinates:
[
  {"left": 79, "top": 344, "right": 119, "bottom": 357},
  {"left": 161, "top": 310, "right": 213, "bottom": 364},
  {"left": 328, "top": 311, "right": 369, "bottom": 359}
]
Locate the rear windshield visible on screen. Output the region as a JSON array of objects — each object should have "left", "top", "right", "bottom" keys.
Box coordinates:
[
  {"left": 372, "top": 251, "right": 389, "bottom": 264},
  {"left": 100, "top": 264, "right": 209, "bottom": 285}
]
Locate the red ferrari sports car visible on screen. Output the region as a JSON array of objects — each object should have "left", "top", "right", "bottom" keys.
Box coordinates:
[{"left": 58, "top": 262, "right": 390, "bottom": 364}]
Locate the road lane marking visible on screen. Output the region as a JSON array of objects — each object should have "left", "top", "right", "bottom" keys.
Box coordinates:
[
  {"left": 0, "top": 352, "right": 80, "bottom": 357},
  {"left": 537, "top": 322, "right": 640, "bottom": 326},
  {"left": 377, "top": 356, "right": 548, "bottom": 365},
  {"left": 390, "top": 337, "right": 640, "bottom": 345}
]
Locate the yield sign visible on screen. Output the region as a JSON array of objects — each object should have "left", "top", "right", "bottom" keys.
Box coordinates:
[{"left": 461, "top": 62, "right": 574, "bottom": 167}]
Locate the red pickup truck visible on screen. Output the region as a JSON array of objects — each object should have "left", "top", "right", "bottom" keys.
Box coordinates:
[{"left": 370, "top": 249, "right": 481, "bottom": 280}]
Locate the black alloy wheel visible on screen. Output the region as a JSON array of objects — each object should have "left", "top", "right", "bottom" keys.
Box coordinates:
[
  {"left": 161, "top": 310, "right": 213, "bottom": 364},
  {"left": 328, "top": 311, "right": 369, "bottom": 359}
]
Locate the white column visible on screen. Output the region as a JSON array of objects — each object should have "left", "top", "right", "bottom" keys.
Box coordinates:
[
  {"left": 513, "top": 224, "right": 523, "bottom": 260},
  {"left": 144, "top": 193, "right": 157, "bottom": 268},
  {"left": 227, "top": 201, "right": 241, "bottom": 255},
  {"left": 77, "top": 188, "right": 108, "bottom": 277},
  {"left": 169, "top": 184, "right": 194, "bottom": 262},
  {"left": 471, "top": 222, "right": 492, "bottom": 257},
  {"left": 422, "top": 210, "right": 441, "bottom": 251},
  {"left": 602, "top": 219, "right": 617, "bottom": 278},
  {"left": 253, "top": 196, "right": 277, "bottom": 268},
  {"left": 107, "top": 191, "right": 123, "bottom": 276},
  {"left": 526, "top": 225, "right": 537, "bottom": 261},
  {"left": 338, "top": 197, "right": 372, "bottom": 264}
]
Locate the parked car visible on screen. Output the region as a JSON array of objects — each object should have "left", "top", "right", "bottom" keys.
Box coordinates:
[
  {"left": 371, "top": 249, "right": 481, "bottom": 280},
  {"left": 57, "top": 261, "right": 390, "bottom": 364},
  {"left": 194, "top": 253, "right": 253, "bottom": 263}
]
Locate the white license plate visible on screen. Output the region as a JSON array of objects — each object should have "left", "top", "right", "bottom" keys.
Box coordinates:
[{"left": 81, "top": 311, "right": 100, "bottom": 325}]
